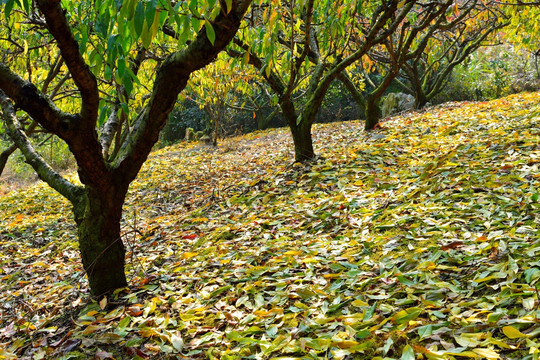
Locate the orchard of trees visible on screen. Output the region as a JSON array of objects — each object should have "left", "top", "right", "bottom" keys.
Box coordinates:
[
  {"left": 1, "top": 1, "right": 540, "bottom": 359},
  {"left": 0, "top": 0, "right": 538, "bottom": 298}
]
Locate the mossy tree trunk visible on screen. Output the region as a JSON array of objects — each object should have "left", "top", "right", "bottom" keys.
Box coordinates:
[
  {"left": 75, "top": 186, "right": 129, "bottom": 296},
  {"left": 289, "top": 119, "right": 315, "bottom": 162},
  {"left": 414, "top": 90, "right": 428, "bottom": 109},
  {"left": 364, "top": 96, "right": 381, "bottom": 131}
]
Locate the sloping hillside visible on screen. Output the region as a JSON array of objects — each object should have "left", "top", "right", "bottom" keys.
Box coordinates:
[{"left": 1, "top": 92, "right": 540, "bottom": 359}]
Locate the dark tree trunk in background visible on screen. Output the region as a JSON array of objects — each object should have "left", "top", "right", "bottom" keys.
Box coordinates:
[
  {"left": 415, "top": 90, "right": 428, "bottom": 109},
  {"left": 365, "top": 97, "right": 381, "bottom": 131},
  {"left": 0, "top": 143, "right": 16, "bottom": 176}
]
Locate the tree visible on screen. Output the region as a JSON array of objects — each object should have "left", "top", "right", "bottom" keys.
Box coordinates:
[
  {"left": 184, "top": 54, "right": 256, "bottom": 145},
  {"left": 355, "top": 0, "right": 505, "bottom": 130},
  {"left": 399, "top": 3, "right": 509, "bottom": 108},
  {"left": 229, "top": 0, "right": 415, "bottom": 162},
  {"left": 0, "top": 0, "right": 252, "bottom": 296}
]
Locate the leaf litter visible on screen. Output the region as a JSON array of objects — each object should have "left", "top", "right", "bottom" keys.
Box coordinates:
[{"left": 0, "top": 92, "right": 540, "bottom": 359}]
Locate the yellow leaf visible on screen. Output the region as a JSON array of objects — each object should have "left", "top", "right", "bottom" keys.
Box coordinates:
[
  {"left": 472, "top": 348, "right": 500, "bottom": 359},
  {"left": 502, "top": 326, "right": 529, "bottom": 339},
  {"left": 182, "top": 252, "right": 198, "bottom": 259},
  {"left": 283, "top": 250, "right": 302, "bottom": 256},
  {"left": 99, "top": 296, "right": 107, "bottom": 310},
  {"left": 351, "top": 299, "right": 369, "bottom": 307},
  {"left": 454, "top": 333, "right": 483, "bottom": 347},
  {"left": 334, "top": 340, "right": 359, "bottom": 349}
]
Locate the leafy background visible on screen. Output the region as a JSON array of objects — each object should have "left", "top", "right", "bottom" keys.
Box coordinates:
[{"left": 1, "top": 91, "right": 540, "bottom": 359}]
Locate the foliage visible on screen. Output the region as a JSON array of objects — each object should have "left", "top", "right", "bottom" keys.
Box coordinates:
[
  {"left": 160, "top": 99, "right": 209, "bottom": 144},
  {"left": 184, "top": 54, "right": 257, "bottom": 145},
  {"left": 231, "top": 0, "right": 419, "bottom": 161},
  {"left": 435, "top": 44, "right": 540, "bottom": 104},
  {"left": 1, "top": 92, "right": 539, "bottom": 359}
]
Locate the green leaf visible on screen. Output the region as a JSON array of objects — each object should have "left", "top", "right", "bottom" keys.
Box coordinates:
[
  {"left": 145, "top": 0, "right": 157, "bottom": 28},
  {"left": 383, "top": 337, "right": 394, "bottom": 355},
  {"left": 393, "top": 308, "right": 422, "bottom": 325},
  {"left": 363, "top": 302, "right": 376, "bottom": 321},
  {"left": 224, "top": 0, "right": 232, "bottom": 13},
  {"left": 123, "top": 73, "right": 133, "bottom": 97},
  {"left": 418, "top": 324, "right": 433, "bottom": 339},
  {"left": 188, "top": 0, "right": 200, "bottom": 17},
  {"left": 104, "top": 64, "right": 113, "bottom": 81},
  {"left": 134, "top": 1, "right": 145, "bottom": 38},
  {"left": 120, "top": 102, "right": 129, "bottom": 118},
  {"left": 532, "top": 193, "right": 538, "bottom": 202},
  {"left": 205, "top": 20, "right": 215, "bottom": 45},
  {"left": 98, "top": 104, "right": 109, "bottom": 126},
  {"left": 118, "top": 315, "right": 131, "bottom": 329},
  {"left": 117, "top": 57, "right": 126, "bottom": 78},
  {"left": 4, "top": 0, "right": 15, "bottom": 20},
  {"left": 524, "top": 268, "right": 540, "bottom": 283},
  {"left": 401, "top": 344, "right": 415, "bottom": 360},
  {"left": 95, "top": 10, "right": 111, "bottom": 38},
  {"left": 208, "top": 285, "right": 231, "bottom": 299}
]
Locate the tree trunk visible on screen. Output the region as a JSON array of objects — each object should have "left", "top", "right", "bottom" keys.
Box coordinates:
[
  {"left": 258, "top": 107, "right": 279, "bottom": 130},
  {"left": 411, "top": 76, "right": 428, "bottom": 109},
  {"left": 290, "top": 120, "right": 315, "bottom": 162},
  {"left": 364, "top": 97, "right": 381, "bottom": 131},
  {"left": 75, "top": 187, "right": 128, "bottom": 296},
  {"left": 414, "top": 90, "right": 428, "bottom": 109}
]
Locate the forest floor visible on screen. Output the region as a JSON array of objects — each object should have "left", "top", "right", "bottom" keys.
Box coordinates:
[{"left": 1, "top": 92, "right": 540, "bottom": 359}]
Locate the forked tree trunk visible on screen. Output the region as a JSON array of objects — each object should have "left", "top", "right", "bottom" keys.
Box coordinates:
[
  {"left": 364, "top": 97, "right": 381, "bottom": 131},
  {"left": 75, "top": 186, "right": 128, "bottom": 296}
]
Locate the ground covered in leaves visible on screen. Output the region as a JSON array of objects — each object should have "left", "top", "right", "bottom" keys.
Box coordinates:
[{"left": 1, "top": 92, "right": 540, "bottom": 359}]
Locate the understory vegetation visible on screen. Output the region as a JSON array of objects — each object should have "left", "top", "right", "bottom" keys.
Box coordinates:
[{"left": 1, "top": 92, "right": 539, "bottom": 359}]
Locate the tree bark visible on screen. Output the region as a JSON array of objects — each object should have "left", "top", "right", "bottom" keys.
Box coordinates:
[
  {"left": 75, "top": 186, "right": 128, "bottom": 296},
  {"left": 414, "top": 90, "right": 428, "bottom": 109},
  {"left": 290, "top": 120, "right": 315, "bottom": 162},
  {"left": 365, "top": 97, "right": 381, "bottom": 131},
  {"left": 336, "top": 72, "right": 366, "bottom": 119}
]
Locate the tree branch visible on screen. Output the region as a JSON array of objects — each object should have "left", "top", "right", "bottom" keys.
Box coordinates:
[
  {"left": 36, "top": 0, "right": 99, "bottom": 124},
  {"left": 0, "top": 63, "right": 75, "bottom": 137},
  {"left": 113, "top": 0, "right": 253, "bottom": 182},
  {"left": 0, "top": 90, "right": 83, "bottom": 205}
]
